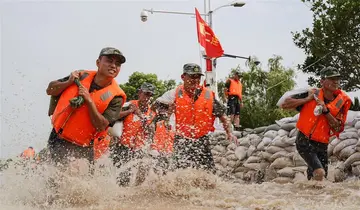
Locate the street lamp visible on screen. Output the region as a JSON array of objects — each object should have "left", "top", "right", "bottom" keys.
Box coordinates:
[{"left": 140, "top": 1, "right": 247, "bottom": 97}]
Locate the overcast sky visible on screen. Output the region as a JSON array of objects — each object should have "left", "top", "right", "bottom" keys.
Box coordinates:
[{"left": 1, "top": 0, "right": 359, "bottom": 158}]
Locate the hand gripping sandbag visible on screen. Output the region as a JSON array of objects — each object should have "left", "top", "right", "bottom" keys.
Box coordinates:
[{"left": 69, "top": 78, "right": 85, "bottom": 108}]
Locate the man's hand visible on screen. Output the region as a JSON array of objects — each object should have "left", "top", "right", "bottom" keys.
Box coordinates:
[
  {"left": 226, "top": 133, "right": 239, "bottom": 146},
  {"left": 68, "top": 70, "right": 81, "bottom": 83},
  {"left": 78, "top": 85, "right": 91, "bottom": 102}
]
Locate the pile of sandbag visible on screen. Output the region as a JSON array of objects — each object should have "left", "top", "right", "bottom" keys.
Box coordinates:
[
  {"left": 209, "top": 118, "right": 309, "bottom": 183},
  {"left": 332, "top": 118, "right": 360, "bottom": 182},
  {"left": 209, "top": 111, "right": 360, "bottom": 183}
]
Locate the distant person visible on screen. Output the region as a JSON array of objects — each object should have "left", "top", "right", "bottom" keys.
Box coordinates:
[
  {"left": 281, "top": 67, "right": 351, "bottom": 181},
  {"left": 46, "top": 47, "right": 127, "bottom": 169},
  {"left": 20, "top": 146, "right": 35, "bottom": 160},
  {"left": 152, "top": 63, "right": 237, "bottom": 173},
  {"left": 224, "top": 70, "right": 243, "bottom": 131}
]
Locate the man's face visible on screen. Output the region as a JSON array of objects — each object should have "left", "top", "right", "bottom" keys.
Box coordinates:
[
  {"left": 321, "top": 77, "right": 340, "bottom": 92},
  {"left": 138, "top": 90, "right": 153, "bottom": 103},
  {"left": 96, "top": 55, "right": 122, "bottom": 78},
  {"left": 181, "top": 73, "right": 201, "bottom": 91}
]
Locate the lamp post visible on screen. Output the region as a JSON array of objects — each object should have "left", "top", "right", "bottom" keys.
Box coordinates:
[{"left": 140, "top": 1, "right": 247, "bottom": 97}]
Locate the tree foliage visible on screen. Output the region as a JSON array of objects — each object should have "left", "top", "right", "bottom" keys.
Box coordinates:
[
  {"left": 292, "top": 0, "right": 360, "bottom": 91},
  {"left": 218, "top": 55, "right": 297, "bottom": 129},
  {"left": 120, "top": 72, "right": 177, "bottom": 101}
]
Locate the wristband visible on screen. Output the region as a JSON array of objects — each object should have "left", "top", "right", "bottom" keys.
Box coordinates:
[{"left": 322, "top": 109, "right": 330, "bottom": 115}]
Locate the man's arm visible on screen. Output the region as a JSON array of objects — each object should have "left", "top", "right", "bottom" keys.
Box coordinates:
[
  {"left": 151, "top": 88, "right": 176, "bottom": 112},
  {"left": 325, "top": 100, "right": 351, "bottom": 133},
  {"left": 103, "top": 96, "right": 124, "bottom": 126},
  {"left": 46, "top": 71, "right": 79, "bottom": 96},
  {"left": 281, "top": 92, "right": 314, "bottom": 110}
]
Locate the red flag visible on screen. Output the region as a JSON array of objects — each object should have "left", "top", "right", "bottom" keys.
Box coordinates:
[{"left": 195, "top": 8, "right": 224, "bottom": 58}]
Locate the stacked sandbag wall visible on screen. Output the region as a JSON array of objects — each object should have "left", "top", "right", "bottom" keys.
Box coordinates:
[{"left": 209, "top": 111, "right": 360, "bottom": 183}]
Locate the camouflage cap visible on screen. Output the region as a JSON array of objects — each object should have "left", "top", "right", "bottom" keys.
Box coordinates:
[
  {"left": 140, "top": 82, "right": 156, "bottom": 94},
  {"left": 183, "top": 63, "right": 204, "bottom": 76},
  {"left": 320, "top": 66, "right": 341, "bottom": 79},
  {"left": 99, "top": 47, "right": 126, "bottom": 64}
]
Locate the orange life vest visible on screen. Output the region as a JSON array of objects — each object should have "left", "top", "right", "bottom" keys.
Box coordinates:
[
  {"left": 296, "top": 88, "right": 351, "bottom": 144},
  {"left": 151, "top": 121, "right": 175, "bottom": 153},
  {"left": 227, "top": 79, "right": 243, "bottom": 100},
  {"left": 175, "top": 85, "right": 215, "bottom": 139},
  {"left": 93, "top": 131, "right": 111, "bottom": 160},
  {"left": 51, "top": 70, "right": 126, "bottom": 147},
  {"left": 21, "top": 148, "right": 35, "bottom": 159},
  {"left": 120, "top": 100, "right": 155, "bottom": 149}
]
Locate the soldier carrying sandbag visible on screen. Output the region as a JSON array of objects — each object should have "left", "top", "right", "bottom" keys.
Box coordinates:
[{"left": 281, "top": 67, "right": 352, "bottom": 181}]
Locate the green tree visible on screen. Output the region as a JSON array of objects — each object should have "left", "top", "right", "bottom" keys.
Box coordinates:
[
  {"left": 292, "top": 0, "right": 360, "bottom": 91},
  {"left": 120, "top": 72, "right": 177, "bottom": 101},
  {"left": 218, "top": 55, "right": 297, "bottom": 128}
]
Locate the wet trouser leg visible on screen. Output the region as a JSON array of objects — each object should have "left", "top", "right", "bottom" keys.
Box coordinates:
[
  {"left": 172, "top": 135, "right": 215, "bottom": 173},
  {"left": 295, "top": 131, "right": 328, "bottom": 180},
  {"left": 110, "top": 143, "right": 135, "bottom": 186}
]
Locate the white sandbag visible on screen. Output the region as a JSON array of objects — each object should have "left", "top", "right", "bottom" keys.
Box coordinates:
[
  {"left": 233, "top": 131, "right": 243, "bottom": 138},
  {"left": 333, "top": 138, "right": 358, "bottom": 155},
  {"left": 277, "top": 167, "right": 296, "bottom": 178},
  {"left": 266, "top": 146, "right": 286, "bottom": 154},
  {"left": 328, "top": 137, "right": 341, "bottom": 155},
  {"left": 227, "top": 143, "right": 237, "bottom": 151},
  {"left": 277, "top": 129, "right": 289, "bottom": 137},
  {"left": 344, "top": 152, "right": 360, "bottom": 168},
  {"left": 293, "top": 172, "right": 307, "bottom": 182},
  {"left": 233, "top": 166, "right": 249, "bottom": 173},
  {"left": 272, "top": 136, "right": 290, "bottom": 148},
  {"left": 226, "top": 154, "right": 238, "bottom": 161},
  {"left": 227, "top": 160, "right": 237, "bottom": 168},
  {"left": 239, "top": 136, "right": 250, "bottom": 147},
  {"left": 234, "top": 172, "right": 245, "bottom": 179},
  {"left": 220, "top": 157, "right": 228, "bottom": 167},
  {"left": 276, "top": 88, "right": 309, "bottom": 107},
  {"left": 211, "top": 150, "right": 221, "bottom": 156},
  {"left": 265, "top": 124, "right": 281, "bottom": 132},
  {"left": 253, "top": 126, "right": 267, "bottom": 134},
  {"left": 352, "top": 165, "right": 360, "bottom": 176},
  {"left": 285, "top": 146, "right": 296, "bottom": 153},
  {"left": 355, "top": 121, "right": 360, "bottom": 129},
  {"left": 257, "top": 141, "right": 265, "bottom": 151},
  {"left": 244, "top": 162, "right": 269, "bottom": 171},
  {"left": 262, "top": 137, "right": 273, "bottom": 146},
  {"left": 249, "top": 134, "right": 262, "bottom": 147},
  {"left": 338, "top": 146, "right": 357, "bottom": 160},
  {"left": 225, "top": 150, "right": 235, "bottom": 156},
  {"left": 270, "top": 151, "right": 289, "bottom": 162},
  {"left": 289, "top": 128, "right": 298, "bottom": 138},
  {"left": 345, "top": 127, "right": 358, "bottom": 133},
  {"left": 235, "top": 146, "right": 247, "bottom": 161},
  {"left": 351, "top": 161, "right": 360, "bottom": 166},
  {"left": 245, "top": 156, "right": 262, "bottom": 164},
  {"left": 292, "top": 166, "right": 307, "bottom": 173},
  {"left": 339, "top": 132, "right": 359, "bottom": 140},
  {"left": 247, "top": 145, "right": 256, "bottom": 157},
  {"left": 270, "top": 157, "right": 294, "bottom": 169},
  {"left": 286, "top": 136, "right": 296, "bottom": 145},
  {"left": 260, "top": 151, "right": 273, "bottom": 161},
  {"left": 213, "top": 145, "right": 226, "bottom": 153},
  {"left": 108, "top": 121, "right": 123, "bottom": 137},
  {"left": 264, "top": 130, "right": 278, "bottom": 139},
  {"left": 280, "top": 123, "right": 297, "bottom": 132},
  {"left": 213, "top": 156, "right": 222, "bottom": 163}
]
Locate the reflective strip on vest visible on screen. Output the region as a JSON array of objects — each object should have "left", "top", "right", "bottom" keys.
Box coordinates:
[
  {"left": 100, "top": 91, "right": 113, "bottom": 101},
  {"left": 205, "top": 90, "right": 211, "bottom": 99}
]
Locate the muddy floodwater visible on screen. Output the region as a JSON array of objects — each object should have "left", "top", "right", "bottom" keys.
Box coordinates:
[{"left": 1, "top": 157, "right": 360, "bottom": 210}]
